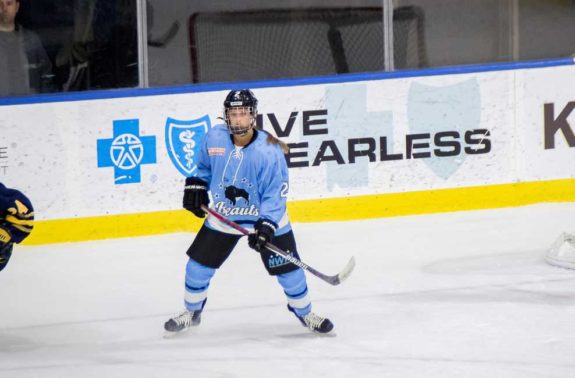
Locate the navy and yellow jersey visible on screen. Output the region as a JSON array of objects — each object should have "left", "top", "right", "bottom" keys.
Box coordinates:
[
  {"left": 0, "top": 182, "right": 34, "bottom": 244},
  {"left": 196, "top": 125, "right": 291, "bottom": 235}
]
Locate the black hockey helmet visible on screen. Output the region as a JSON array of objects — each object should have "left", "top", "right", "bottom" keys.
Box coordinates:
[
  {"left": 224, "top": 89, "right": 258, "bottom": 110},
  {"left": 223, "top": 89, "right": 258, "bottom": 135}
]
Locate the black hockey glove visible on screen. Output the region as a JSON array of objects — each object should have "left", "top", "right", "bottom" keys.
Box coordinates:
[
  {"left": 0, "top": 226, "right": 13, "bottom": 272},
  {"left": 248, "top": 218, "right": 277, "bottom": 253},
  {"left": 183, "top": 177, "right": 209, "bottom": 218},
  {"left": 2, "top": 197, "right": 34, "bottom": 243}
]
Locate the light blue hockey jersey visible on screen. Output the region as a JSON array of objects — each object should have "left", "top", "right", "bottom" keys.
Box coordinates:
[{"left": 196, "top": 125, "right": 291, "bottom": 235}]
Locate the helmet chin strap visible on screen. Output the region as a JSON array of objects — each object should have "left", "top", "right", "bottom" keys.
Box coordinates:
[
  {"left": 228, "top": 124, "right": 252, "bottom": 135},
  {"left": 227, "top": 116, "right": 256, "bottom": 136}
]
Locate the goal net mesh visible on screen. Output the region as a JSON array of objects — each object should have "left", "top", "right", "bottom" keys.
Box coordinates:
[{"left": 189, "top": 6, "right": 427, "bottom": 83}]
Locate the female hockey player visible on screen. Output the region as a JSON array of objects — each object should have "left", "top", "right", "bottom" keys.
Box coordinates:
[
  {"left": 164, "top": 89, "right": 333, "bottom": 335},
  {"left": 0, "top": 182, "right": 34, "bottom": 271}
]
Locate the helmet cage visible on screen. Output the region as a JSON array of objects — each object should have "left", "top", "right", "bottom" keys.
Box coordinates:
[
  {"left": 223, "top": 105, "right": 257, "bottom": 135},
  {"left": 223, "top": 90, "right": 258, "bottom": 135}
]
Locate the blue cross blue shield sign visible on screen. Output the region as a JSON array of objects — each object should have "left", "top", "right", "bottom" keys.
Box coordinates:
[
  {"left": 407, "top": 78, "right": 480, "bottom": 179},
  {"left": 165, "top": 115, "right": 210, "bottom": 177}
]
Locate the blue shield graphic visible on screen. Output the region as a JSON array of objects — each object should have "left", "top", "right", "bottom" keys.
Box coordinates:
[
  {"left": 165, "top": 115, "right": 210, "bottom": 177},
  {"left": 407, "top": 79, "right": 481, "bottom": 179}
]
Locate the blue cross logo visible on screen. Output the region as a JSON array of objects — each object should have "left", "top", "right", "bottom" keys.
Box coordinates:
[{"left": 97, "top": 119, "right": 157, "bottom": 184}]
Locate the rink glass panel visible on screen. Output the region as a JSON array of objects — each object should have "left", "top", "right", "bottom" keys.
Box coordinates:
[
  {"left": 4, "top": 0, "right": 575, "bottom": 98},
  {"left": 16, "top": 0, "right": 138, "bottom": 95}
]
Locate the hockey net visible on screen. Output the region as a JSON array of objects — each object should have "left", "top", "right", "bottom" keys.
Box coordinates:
[
  {"left": 188, "top": 6, "right": 427, "bottom": 83},
  {"left": 545, "top": 232, "right": 575, "bottom": 269}
]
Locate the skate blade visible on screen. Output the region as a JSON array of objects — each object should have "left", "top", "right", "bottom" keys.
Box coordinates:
[
  {"left": 300, "top": 323, "right": 337, "bottom": 337},
  {"left": 282, "top": 329, "right": 337, "bottom": 339},
  {"left": 310, "top": 329, "right": 337, "bottom": 337},
  {"left": 163, "top": 328, "right": 192, "bottom": 339},
  {"left": 163, "top": 331, "right": 180, "bottom": 339}
]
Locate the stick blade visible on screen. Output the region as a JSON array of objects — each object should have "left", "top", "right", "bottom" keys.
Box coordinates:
[
  {"left": 336, "top": 256, "right": 356, "bottom": 283},
  {"left": 322, "top": 256, "right": 356, "bottom": 286}
]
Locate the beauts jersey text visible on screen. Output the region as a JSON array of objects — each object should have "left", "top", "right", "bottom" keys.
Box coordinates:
[{"left": 196, "top": 125, "right": 291, "bottom": 235}]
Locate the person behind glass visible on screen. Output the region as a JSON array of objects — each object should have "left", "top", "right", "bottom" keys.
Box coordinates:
[
  {"left": 0, "top": 182, "right": 34, "bottom": 272},
  {"left": 164, "top": 89, "right": 334, "bottom": 335},
  {"left": 0, "top": 0, "right": 54, "bottom": 97}
]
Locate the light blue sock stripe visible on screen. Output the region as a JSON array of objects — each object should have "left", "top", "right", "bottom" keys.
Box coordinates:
[
  {"left": 185, "top": 299, "right": 205, "bottom": 311},
  {"left": 184, "top": 259, "right": 216, "bottom": 310},
  {"left": 292, "top": 304, "right": 311, "bottom": 317},
  {"left": 285, "top": 287, "right": 308, "bottom": 299},
  {"left": 277, "top": 269, "right": 311, "bottom": 316},
  {"left": 277, "top": 268, "right": 308, "bottom": 296},
  {"left": 185, "top": 259, "right": 215, "bottom": 288}
]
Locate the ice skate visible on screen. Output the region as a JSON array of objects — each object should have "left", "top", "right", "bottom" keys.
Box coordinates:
[
  {"left": 164, "top": 309, "right": 202, "bottom": 336},
  {"left": 288, "top": 305, "right": 334, "bottom": 334}
]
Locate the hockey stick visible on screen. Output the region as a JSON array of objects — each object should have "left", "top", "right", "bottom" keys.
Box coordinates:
[{"left": 201, "top": 205, "right": 355, "bottom": 286}]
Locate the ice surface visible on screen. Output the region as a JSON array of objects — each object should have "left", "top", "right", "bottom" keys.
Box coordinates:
[{"left": 1, "top": 203, "right": 575, "bottom": 378}]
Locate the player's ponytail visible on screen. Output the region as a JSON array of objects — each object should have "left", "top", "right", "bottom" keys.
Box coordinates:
[{"left": 258, "top": 128, "right": 289, "bottom": 154}]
